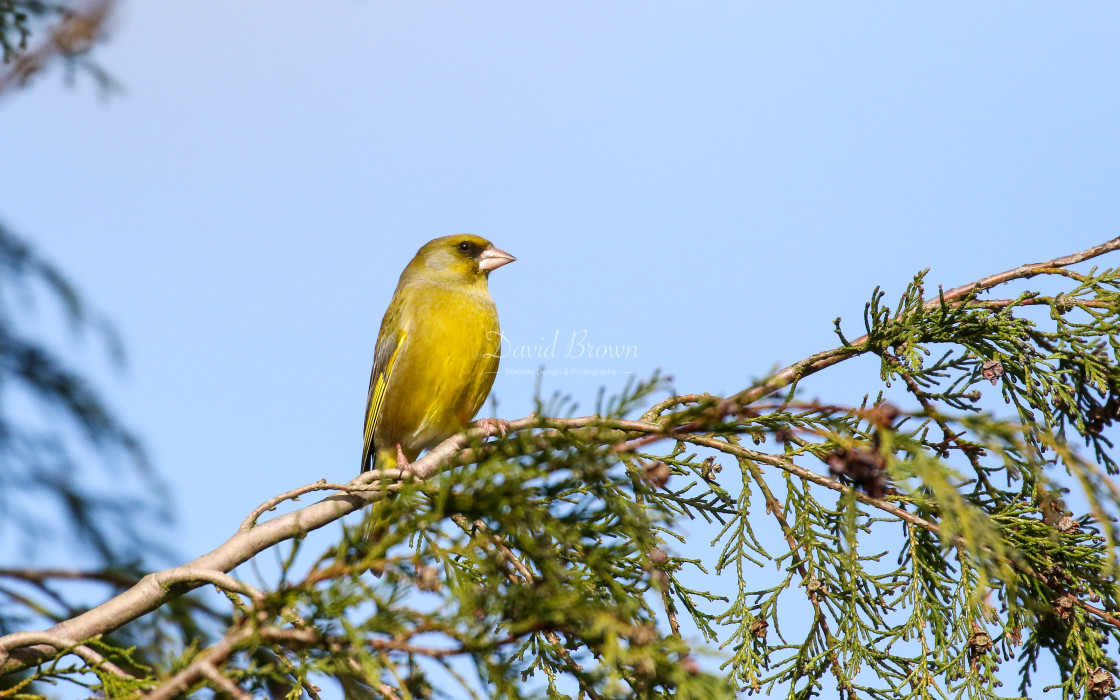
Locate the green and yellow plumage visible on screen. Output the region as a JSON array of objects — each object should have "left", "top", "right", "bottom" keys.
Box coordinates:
[{"left": 361, "top": 234, "right": 514, "bottom": 472}]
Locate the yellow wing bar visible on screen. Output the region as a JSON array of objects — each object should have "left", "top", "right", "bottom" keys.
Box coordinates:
[{"left": 361, "top": 330, "right": 406, "bottom": 471}]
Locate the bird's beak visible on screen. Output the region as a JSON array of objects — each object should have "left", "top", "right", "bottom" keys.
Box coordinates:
[{"left": 479, "top": 246, "right": 516, "bottom": 272}]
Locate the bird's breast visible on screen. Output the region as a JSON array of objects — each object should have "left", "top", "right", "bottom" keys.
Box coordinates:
[{"left": 379, "top": 285, "right": 501, "bottom": 457}]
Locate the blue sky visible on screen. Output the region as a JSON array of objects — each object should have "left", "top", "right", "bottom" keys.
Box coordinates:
[{"left": 3, "top": 1, "right": 1120, "bottom": 696}]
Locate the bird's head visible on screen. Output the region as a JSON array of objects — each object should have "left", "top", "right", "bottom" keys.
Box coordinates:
[{"left": 406, "top": 234, "right": 516, "bottom": 286}]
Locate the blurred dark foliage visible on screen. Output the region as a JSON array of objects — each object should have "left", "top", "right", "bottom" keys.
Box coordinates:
[
  {"left": 0, "top": 0, "right": 121, "bottom": 98},
  {"left": 0, "top": 222, "right": 179, "bottom": 601},
  {"left": 0, "top": 0, "right": 50, "bottom": 62},
  {"left": 0, "top": 220, "right": 172, "bottom": 563},
  {"left": 0, "top": 222, "right": 218, "bottom": 693}
]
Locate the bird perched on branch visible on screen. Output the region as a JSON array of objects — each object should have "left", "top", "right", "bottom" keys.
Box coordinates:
[{"left": 361, "top": 234, "right": 515, "bottom": 475}]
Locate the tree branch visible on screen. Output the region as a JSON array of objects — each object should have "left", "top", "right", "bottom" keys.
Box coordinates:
[
  {"left": 0, "top": 416, "right": 561, "bottom": 674},
  {"left": 143, "top": 627, "right": 251, "bottom": 700},
  {"left": 0, "top": 0, "right": 116, "bottom": 97},
  {"left": 617, "top": 236, "right": 1120, "bottom": 452},
  {"left": 0, "top": 632, "right": 130, "bottom": 679},
  {"left": 4, "top": 236, "right": 1120, "bottom": 685},
  {"left": 0, "top": 568, "right": 137, "bottom": 588}
]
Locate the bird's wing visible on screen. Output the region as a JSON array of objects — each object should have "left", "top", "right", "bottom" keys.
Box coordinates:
[{"left": 361, "top": 323, "right": 407, "bottom": 473}]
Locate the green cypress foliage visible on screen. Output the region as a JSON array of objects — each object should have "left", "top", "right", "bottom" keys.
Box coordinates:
[{"left": 3, "top": 239, "right": 1120, "bottom": 699}]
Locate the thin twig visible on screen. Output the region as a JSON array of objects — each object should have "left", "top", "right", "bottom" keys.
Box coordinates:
[
  {"left": 152, "top": 568, "right": 265, "bottom": 603},
  {"left": 200, "top": 661, "right": 252, "bottom": 700},
  {"left": 618, "top": 236, "right": 1120, "bottom": 452},
  {"left": 660, "top": 586, "right": 681, "bottom": 638},
  {"left": 375, "top": 682, "right": 403, "bottom": 700},
  {"left": 0, "top": 0, "right": 115, "bottom": 96},
  {"left": 0, "top": 585, "right": 67, "bottom": 623},
  {"left": 881, "top": 348, "right": 986, "bottom": 474},
  {"left": 1074, "top": 598, "right": 1120, "bottom": 629},
  {"left": 445, "top": 514, "right": 605, "bottom": 700},
  {"left": 0, "top": 568, "right": 137, "bottom": 587},
  {"left": 241, "top": 475, "right": 407, "bottom": 530},
  {"left": 737, "top": 454, "right": 849, "bottom": 690},
  {"left": 684, "top": 434, "right": 1120, "bottom": 631},
  {"left": 0, "top": 632, "right": 130, "bottom": 679},
  {"left": 143, "top": 627, "right": 252, "bottom": 700}
]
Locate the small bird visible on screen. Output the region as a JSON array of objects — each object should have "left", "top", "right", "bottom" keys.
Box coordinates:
[{"left": 361, "top": 234, "right": 515, "bottom": 474}]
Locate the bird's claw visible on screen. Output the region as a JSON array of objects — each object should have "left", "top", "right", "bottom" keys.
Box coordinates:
[
  {"left": 474, "top": 417, "right": 511, "bottom": 438},
  {"left": 395, "top": 443, "right": 413, "bottom": 472}
]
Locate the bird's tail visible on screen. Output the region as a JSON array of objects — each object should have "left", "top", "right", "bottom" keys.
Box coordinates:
[
  {"left": 362, "top": 447, "right": 403, "bottom": 554},
  {"left": 360, "top": 440, "right": 374, "bottom": 473}
]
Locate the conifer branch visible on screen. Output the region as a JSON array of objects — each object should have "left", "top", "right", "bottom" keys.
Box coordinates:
[{"left": 5, "top": 237, "right": 1120, "bottom": 698}]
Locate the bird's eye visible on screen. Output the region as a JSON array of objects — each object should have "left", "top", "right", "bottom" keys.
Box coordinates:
[{"left": 458, "top": 241, "right": 472, "bottom": 253}]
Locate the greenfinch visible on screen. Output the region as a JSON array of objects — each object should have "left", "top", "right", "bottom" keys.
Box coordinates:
[{"left": 361, "top": 234, "right": 515, "bottom": 474}]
